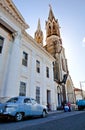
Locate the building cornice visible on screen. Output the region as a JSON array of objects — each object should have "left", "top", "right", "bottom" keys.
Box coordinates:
[
  {"left": 0, "top": 0, "right": 29, "bottom": 30},
  {"left": 22, "top": 31, "right": 55, "bottom": 62}
]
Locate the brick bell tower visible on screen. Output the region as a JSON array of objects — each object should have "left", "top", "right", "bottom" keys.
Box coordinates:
[{"left": 44, "top": 5, "right": 67, "bottom": 102}]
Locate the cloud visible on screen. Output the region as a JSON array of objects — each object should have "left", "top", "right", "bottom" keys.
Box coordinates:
[
  {"left": 83, "top": 37, "right": 85, "bottom": 43},
  {"left": 82, "top": 37, "right": 85, "bottom": 47}
]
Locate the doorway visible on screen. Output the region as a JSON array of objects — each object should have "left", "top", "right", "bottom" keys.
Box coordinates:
[
  {"left": 47, "top": 90, "right": 51, "bottom": 111},
  {"left": 57, "top": 86, "right": 61, "bottom": 107}
]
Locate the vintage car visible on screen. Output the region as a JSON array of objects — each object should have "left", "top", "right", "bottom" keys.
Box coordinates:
[{"left": 0, "top": 96, "right": 48, "bottom": 121}]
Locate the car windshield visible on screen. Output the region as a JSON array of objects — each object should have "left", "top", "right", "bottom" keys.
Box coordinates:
[
  {"left": 6, "top": 97, "right": 18, "bottom": 103},
  {"left": 0, "top": 97, "right": 10, "bottom": 103}
]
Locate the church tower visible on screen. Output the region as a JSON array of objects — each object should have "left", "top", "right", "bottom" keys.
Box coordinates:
[
  {"left": 45, "top": 5, "right": 62, "bottom": 81},
  {"left": 34, "top": 19, "right": 43, "bottom": 46},
  {"left": 44, "top": 5, "right": 68, "bottom": 103}
]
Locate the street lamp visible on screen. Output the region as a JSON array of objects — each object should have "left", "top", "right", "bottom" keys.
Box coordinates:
[{"left": 80, "top": 81, "right": 85, "bottom": 99}]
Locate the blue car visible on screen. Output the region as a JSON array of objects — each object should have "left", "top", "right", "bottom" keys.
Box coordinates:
[{"left": 0, "top": 96, "right": 48, "bottom": 121}]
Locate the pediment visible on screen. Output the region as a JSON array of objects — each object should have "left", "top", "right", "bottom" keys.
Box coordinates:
[{"left": 0, "top": 0, "right": 29, "bottom": 29}]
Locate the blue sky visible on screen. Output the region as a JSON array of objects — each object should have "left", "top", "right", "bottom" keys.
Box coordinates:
[{"left": 12, "top": 0, "right": 85, "bottom": 89}]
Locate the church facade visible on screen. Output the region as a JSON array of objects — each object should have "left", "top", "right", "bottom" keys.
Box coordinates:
[{"left": 0, "top": 0, "right": 74, "bottom": 110}]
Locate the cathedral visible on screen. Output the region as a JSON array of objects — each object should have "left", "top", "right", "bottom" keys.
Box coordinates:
[{"left": 0, "top": 0, "right": 75, "bottom": 110}]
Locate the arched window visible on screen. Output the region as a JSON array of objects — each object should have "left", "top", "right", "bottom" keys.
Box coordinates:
[
  {"left": 52, "top": 21, "right": 57, "bottom": 35},
  {"left": 47, "top": 23, "right": 51, "bottom": 37}
]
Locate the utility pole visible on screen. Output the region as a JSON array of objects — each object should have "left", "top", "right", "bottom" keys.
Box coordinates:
[{"left": 80, "top": 81, "right": 85, "bottom": 99}]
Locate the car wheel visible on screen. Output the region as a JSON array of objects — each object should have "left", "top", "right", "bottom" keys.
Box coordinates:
[
  {"left": 42, "top": 110, "right": 46, "bottom": 118},
  {"left": 15, "top": 112, "right": 23, "bottom": 121}
]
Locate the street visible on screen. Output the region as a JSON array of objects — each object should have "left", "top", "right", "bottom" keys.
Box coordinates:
[{"left": 0, "top": 111, "right": 85, "bottom": 130}]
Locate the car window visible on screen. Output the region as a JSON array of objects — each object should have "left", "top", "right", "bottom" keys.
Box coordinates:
[
  {"left": 6, "top": 97, "right": 18, "bottom": 103},
  {"left": 31, "top": 99, "right": 37, "bottom": 104},
  {"left": 24, "top": 98, "right": 31, "bottom": 103}
]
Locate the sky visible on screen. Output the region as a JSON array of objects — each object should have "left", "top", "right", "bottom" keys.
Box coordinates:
[{"left": 12, "top": 0, "right": 85, "bottom": 89}]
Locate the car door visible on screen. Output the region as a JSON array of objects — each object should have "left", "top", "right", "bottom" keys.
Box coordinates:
[
  {"left": 31, "top": 99, "right": 42, "bottom": 116},
  {"left": 24, "top": 98, "right": 32, "bottom": 116}
]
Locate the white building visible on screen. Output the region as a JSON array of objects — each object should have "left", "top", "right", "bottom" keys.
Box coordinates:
[
  {"left": 0, "top": 0, "right": 58, "bottom": 110},
  {"left": 0, "top": 0, "right": 75, "bottom": 110}
]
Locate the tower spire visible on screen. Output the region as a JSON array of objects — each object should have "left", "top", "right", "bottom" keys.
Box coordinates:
[
  {"left": 48, "top": 4, "right": 55, "bottom": 21},
  {"left": 37, "top": 18, "right": 41, "bottom": 31},
  {"left": 45, "top": 5, "right": 61, "bottom": 38},
  {"left": 34, "top": 19, "right": 43, "bottom": 46}
]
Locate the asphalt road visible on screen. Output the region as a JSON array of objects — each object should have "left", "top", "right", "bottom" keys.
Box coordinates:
[{"left": 0, "top": 111, "right": 85, "bottom": 130}]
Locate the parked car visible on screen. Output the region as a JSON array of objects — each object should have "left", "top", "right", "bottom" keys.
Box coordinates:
[
  {"left": 0, "top": 96, "right": 48, "bottom": 121},
  {"left": 76, "top": 99, "right": 85, "bottom": 110}
]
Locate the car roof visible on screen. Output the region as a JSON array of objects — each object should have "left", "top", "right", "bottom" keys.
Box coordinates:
[{"left": 12, "top": 96, "right": 34, "bottom": 100}]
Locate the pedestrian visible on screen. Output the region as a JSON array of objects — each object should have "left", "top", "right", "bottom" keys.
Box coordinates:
[
  {"left": 67, "top": 102, "right": 71, "bottom": 112},
  {"left": 64, "top": 104, "right": 69, "bottom": 112}
]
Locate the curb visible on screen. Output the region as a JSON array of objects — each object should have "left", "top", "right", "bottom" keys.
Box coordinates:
[{"left": 48, "top": 110, "right": 64, "bottom": 115}]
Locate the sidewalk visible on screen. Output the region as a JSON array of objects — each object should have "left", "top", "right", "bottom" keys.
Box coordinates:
[
  {"left": 48, "top": 108, "right": 76, "bottom": 115},
  {"left": 48, "top": 110, "right": 64, "bottom": 115},
  {"left": 48, "top": 104, "right": 76, "bottom": 115}
]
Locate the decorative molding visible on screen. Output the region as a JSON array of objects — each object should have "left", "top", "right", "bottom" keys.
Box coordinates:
[
  {"left": 12, "top": 32, "right": 18, "bottom": 40},
  {"left": 0, "top": 0, "right": 29, "bottom": 29}
]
